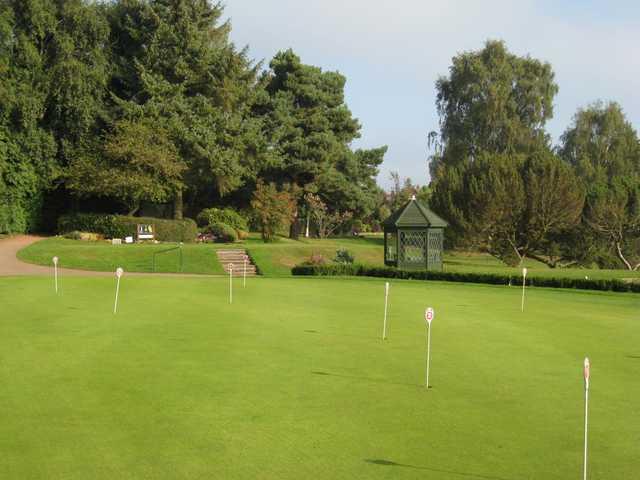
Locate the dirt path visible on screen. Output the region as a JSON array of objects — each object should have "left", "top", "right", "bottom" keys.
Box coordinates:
[
  {"left": 0, "top": 235, "right": 221, "bottom": 278},
  {"left": 0, "top": 235, "right": 114, "bottom": 277}
]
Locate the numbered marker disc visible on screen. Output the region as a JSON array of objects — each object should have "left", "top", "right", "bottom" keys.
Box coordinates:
[
  {"left": 52, "top": 256, "right": 59, "bottom": 265},
  {"left": 116, "top": 267, "right": 124, "bottom": 278},
  {"left": 425, "top": 307, "right": 434, "bottom": 325}
]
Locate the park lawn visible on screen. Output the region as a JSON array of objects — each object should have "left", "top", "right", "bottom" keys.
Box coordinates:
[
  {"left": 244, "top": 235, "right": 384, "bottom": 276},
  {"left": 0, "top": 275, "right": 638, "bottom": 479},
  {"left": 17, "top": 236, "right": 640, "bottom": 282},
  {"left": 17, "top": 237, "right": 224, "bottom": 275}
]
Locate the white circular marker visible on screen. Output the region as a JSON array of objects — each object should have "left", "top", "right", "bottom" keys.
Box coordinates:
[
  {"left": 522, "top": 267, "right": 528, "bottom": 276},
  {"left": 116, "top": 267, "right": 124, "bottom": 278},
  {"left": 584, "top": 357, "right": 590, "bottom": 381},
  {"left": 425, "top": 307, "right": 434, "bottom": 325},
  {"left": 52, "top": 256, "right": 59, "bottom": 265}
]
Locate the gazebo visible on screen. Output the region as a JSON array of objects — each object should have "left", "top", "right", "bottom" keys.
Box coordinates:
[{"left": 383, "top": 196, "right": 447, "bottom": 271}]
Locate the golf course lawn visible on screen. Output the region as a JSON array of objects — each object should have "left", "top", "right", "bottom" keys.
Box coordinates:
[
  {"left": 18, "top": 237, "right": 640, "bottom": 282},
  {"left": 0, "top": 276, "right": 638, "bottom": 479},
  {"left": 17, "top": 238, "right": 224, "bottom": 275}
]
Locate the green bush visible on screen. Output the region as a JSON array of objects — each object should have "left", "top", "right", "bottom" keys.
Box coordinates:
[
  {"left": 208, "top": 222, "right": 238, "bottom": 243},
  {"left": 196, "top": 207, "right": 248, "bottom": 232},
  {"left": 291, "top": 264, "right": 640, "bottom": 294},
  {"left": 57, "top": 214, "right": 197, "bottom": 242},
  {"left": 334, "top": 249, "right": 355, "bottom": 264}
]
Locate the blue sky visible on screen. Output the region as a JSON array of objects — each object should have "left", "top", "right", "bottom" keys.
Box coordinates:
[{"left": 223, "top": 1, "right": 640, "bottom": 188}]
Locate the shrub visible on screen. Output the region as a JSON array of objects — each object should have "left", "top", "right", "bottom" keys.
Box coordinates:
[
  {"left": 301, "top": 253, "right": 327, "bottom": 266},
  {"left": 196, "top": 207, "right": 248, "bottom": 232},
  {"left": 291, "top": 264, "right": 640, "bottom": 294},
  {"left": 57, "top": 214, "right": 197, "bottom": 242},
  {"left": 64, "top": 231, "right": 83, "bottom": 240},
  {"left": 334, "top": 249, "right": 355, "bottom": 264},
  {"left": 208, "top": 222, "right": 238, "bottom": 243},
  {"left": 236, "top": 229, "right": 249, "bottom": 240}
]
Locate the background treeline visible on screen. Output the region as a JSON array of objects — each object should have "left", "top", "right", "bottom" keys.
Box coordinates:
[
  {"left": 1, "top": 2, "right": 638, "bottom": 269},
  {"left": 0, "top": 0, "right": 387, "bottom": 236},
  {"left": 429, "top": 41, "right": 640, "bottom": 271}
]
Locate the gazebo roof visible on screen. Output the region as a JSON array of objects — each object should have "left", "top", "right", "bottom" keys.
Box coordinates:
[{"left": 383, "top": 196, "right": 448, "bottom": 229}]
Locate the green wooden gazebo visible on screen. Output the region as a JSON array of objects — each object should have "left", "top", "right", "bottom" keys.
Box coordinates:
[{"left": 383, "top": 196, "right": 447, "bottom": 271}]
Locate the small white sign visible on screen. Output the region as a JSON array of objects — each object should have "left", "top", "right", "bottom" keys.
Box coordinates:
[
  {"left": 125, "top": 236, "right": 134, "bottom": 244},
  {"left": 425, "top": 307, "right": 434, "bottom": 325}
]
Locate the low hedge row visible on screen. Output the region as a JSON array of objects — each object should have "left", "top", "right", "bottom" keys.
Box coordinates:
[
  {"left": 58, "top": 213, "right": 198, "bottom": 243},
  {"left": 291, "top": 264, "right": 640, "bottom": 293}
]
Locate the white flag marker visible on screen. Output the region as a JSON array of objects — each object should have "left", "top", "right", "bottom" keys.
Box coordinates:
[
  {"left": 521, "top": 267, "right": 528, "bottom": 312},
  {"left": 425, "top": 307, "right": 434, "bottom": 388},
  {"left": 228, "top": 263, "right": 233, "bottom": 304},
  {"left": 52, "top": 256, "right": 59, "bottom": 294},
  {"left": 243, "top": 255, "right": 248, "bottom": 288},
  {"left": 113, "top": 267, "right": 124, "bottom": 314},
  {"left": 382, "top": 282, "right": 390, "bottom": 340},
  {"left": 583, "top": 357, "right": 590, "bottom": 480}
]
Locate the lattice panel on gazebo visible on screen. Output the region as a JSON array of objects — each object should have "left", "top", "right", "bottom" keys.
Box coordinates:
[
  {"left": 400, "top": 231, "right": 426, "bottom": 263},
  {"left": 428, "top": 230, "right": 443, "bottom": 267}
]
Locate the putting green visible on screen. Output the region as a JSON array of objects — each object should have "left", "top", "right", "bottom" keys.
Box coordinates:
[{"left": 0, "top": 276, "right": 638, "bottom": 479}]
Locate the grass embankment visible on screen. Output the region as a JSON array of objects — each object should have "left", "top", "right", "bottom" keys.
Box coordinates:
[
  {"left": 17, "top": 235, "right": 640, "bottom": 281},
  {"left": 17, "top": 238, "right": 224, "bottom": 274},
  {"left": 0, "top": 276, "right": 638, "bottom": 479}
]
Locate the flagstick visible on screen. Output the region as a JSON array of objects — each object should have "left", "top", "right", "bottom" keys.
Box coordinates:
[
  {"left": 243, "top": 255, "right": 247, "bottom": 288},
  {"left": 583, "top": 357, "right": 590, "bottom": 480},
  {"left": 52, "top": 256, "right": 59, "bottom": 294},
  {"left": 424, "top": 308, "right": 434, "bottom": 389},
  {"left": 382, "top": 282, "right": 389, "bottom": 340},
  {"left": 426, "top": 323, "right": 432, "bottom": 388},
  {"left": 113, "top": 267, "right": 123, "bottom": 314},
  {"left": 229, "top": 263, "right": 233, "bottom": 304},
  {"left": 521, "top": 267, "right": 528, "bottom": 312}
]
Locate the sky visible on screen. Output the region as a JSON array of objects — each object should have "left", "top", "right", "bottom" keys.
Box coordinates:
[{"left": 222, "top": 0, "right": 640, "bottom": 189}]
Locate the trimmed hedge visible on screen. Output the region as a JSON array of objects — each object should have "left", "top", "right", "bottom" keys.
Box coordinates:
[
  {"left": 291, "top": 264, "right": 640, "bottom": 294},
  {"left": 58, "top": 213, "right": 198, "bottom": 243},
  {"left": 208, "top": 222, "right": 238, "bottom": 243},
  {"left": 196, "top": 207, "right": 248, "bottom": 231}
]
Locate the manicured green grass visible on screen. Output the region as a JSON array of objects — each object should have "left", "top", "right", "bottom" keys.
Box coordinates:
[
  {"left": 244, "top": 235, "right": 384, "bottom": 276},
  {"left": 18, "top": 238, "right": 224, "bottom": 274},
  {"left": 0, "top": 276, "right": 638, "bottom": 479},
  {"left": 18, "top": 236, "right": 640, "bottom": 282}
]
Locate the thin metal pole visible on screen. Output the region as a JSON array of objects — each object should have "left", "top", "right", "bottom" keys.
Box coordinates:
[
  {"left": 426, "top": 323, "right": 431, "bottom": 388},
  {"left": 583, "top": 386, "right": 589, "bottom": 480},
  {"left": 521, "top": 275, "right": 526, "bottom": 312},
  {"left": 382, "top": 282, "right": 389, "bottom": 340},
  {"left": 114, "top": 277, "right": 121, "bottom": 314},
  {"left": 229, "top": 264, "right": 233, "bottom": 304},
  {"left": 54, "top": 263, "right": 58, "bottom": 294},
  {"left": 243, "top": 256, "right": 247, "bottom": 288}
]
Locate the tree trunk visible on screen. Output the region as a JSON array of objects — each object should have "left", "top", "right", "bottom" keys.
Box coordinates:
[
  {"left": 616, "top": 241, "right": 633, "bottom": 270},
  {"left": 173, "top": 189, "right": 183, "bottom": 220},
  {"left": 305, "top": 212, "right": 310, "bottom": 238},
  {"left": 128, "top": 202, "right": 140, "bottom": 216},
  {"left": 289, "top": 209, "right": 299, "bottom": 239}
]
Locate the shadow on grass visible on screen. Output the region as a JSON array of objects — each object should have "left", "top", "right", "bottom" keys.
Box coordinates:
[
  {"left": 364, "top": 459, "right": 515, "bottom": 480},
  {"left": 626, "top": 355, "right": 640, "bottom": 359},
  {"left": 311, "top": 371, "right": 423, "bottom": 388}
]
